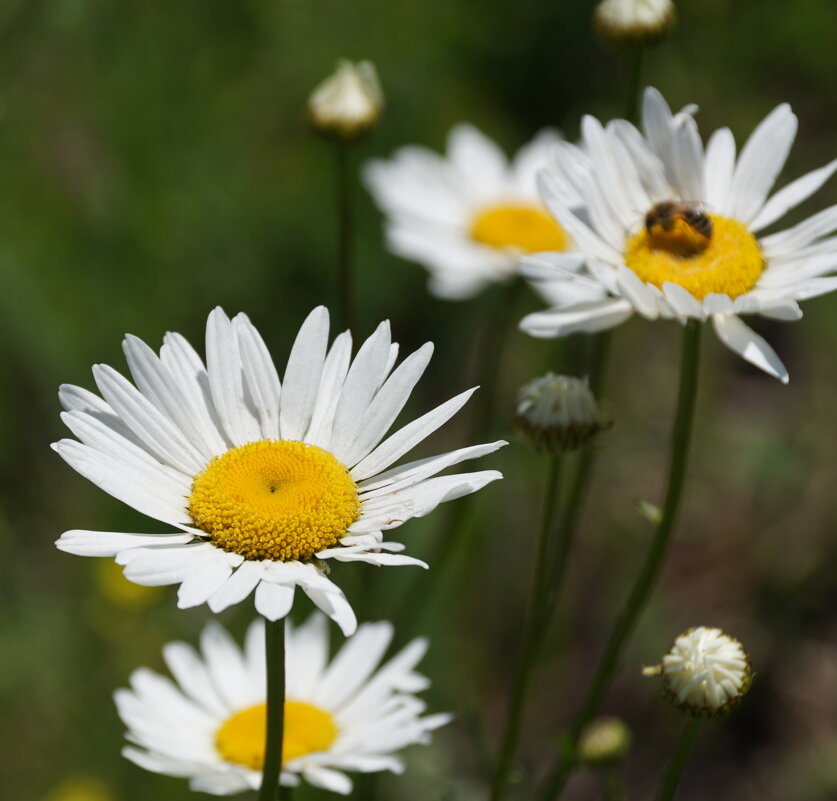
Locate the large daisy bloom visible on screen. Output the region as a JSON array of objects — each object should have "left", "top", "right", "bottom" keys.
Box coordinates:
[
  {"left": 364, "top": 124, "right": 580, "bottom": 300},
  {"left": 116, "top": 614, "right": 451, "bottom": 795},
  {"left": 54, "top": 307, "right": 504, "bottom": 635},
  {"left": 521, "top": 87, "right": 837, "bottom": 382}
]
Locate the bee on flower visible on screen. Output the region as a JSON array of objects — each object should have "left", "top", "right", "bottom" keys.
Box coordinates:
[{"left": 521, "top": 87, "right": 837, "bottom": 383}]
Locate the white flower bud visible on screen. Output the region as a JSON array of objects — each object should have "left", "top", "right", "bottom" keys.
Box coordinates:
[
  {"left": 308, "top": 60, "right": 383, "bottom": 140},
  {"left": 578, "top": 716, "right": 632, "bottom": 765},
  {"left": 514, "top": 374, "right": 610, "bottom": 452},
  {"left": 594, "top": 0, "right": 675, "bottom": 46},
  {"left": 644, "top": 627, "right": 753, "bottom": 716}
]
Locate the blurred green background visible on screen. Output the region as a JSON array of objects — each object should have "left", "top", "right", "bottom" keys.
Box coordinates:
[{"left": 0, "top": 0, "right": 835, "bottom": 800}]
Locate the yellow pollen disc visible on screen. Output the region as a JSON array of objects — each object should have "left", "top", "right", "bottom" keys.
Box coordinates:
[
  {"left": 188, "top": 440, "right": 359, "bottom": 562},
  {"left": 470, "top": 204, "right": 571, "bottom": 253},
  {"left": 625, "top": 214, "right": 764, "bottom": 300},
  {"left": 215, "top": 701, "right": 339, "bottom": 770}
]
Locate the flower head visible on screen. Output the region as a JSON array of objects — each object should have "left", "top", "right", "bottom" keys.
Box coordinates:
[
  {"left": 54, "top": 307, "right": 504, "bottom": 634},
  {"left": 594, "top": 0, "right": 675, "bottom": 46},
  {"left": 644, "top": 626, "right": 753, "bottom": 715},
  {"left": 578, "top": 716, "right": 632, "bottom": 765},
  {"left": 116, "top": 615, "right": 450, "bottom": 795},
  {"left": 521, "top": 87, "right": 837, "bottom": 383},
  {"left": 364, "top": 125, "right": 580, "bottom": 299},
  {"left": 308, "top": 60, "right": 383, "bottom": 140},
  {"left": 515, "top": 373, "right": 610, "bottom": 452}
]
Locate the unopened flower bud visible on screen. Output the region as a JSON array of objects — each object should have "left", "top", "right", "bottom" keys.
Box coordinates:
[
  {"left": 644, "top": 627, "right": 753, "bottom": 716},
  {"left": 578, "top": 716, "right": 632, "bottom": 765},
  {"left": 594, "top": 0, "right": 675, "bottom": 46},
  {"left": 308, "top": 60, "right": 383, "bottom": 140},
  {"left": 514, "top": 374, "right": 611, "bottom": 452}
]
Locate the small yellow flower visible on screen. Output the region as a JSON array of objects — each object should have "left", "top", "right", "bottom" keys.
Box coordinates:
[
  {"left": 45, "top": 776, "right": 114, "bottom": 801},
  {"left": 578, "top": 716, "right": 632, "bottom": 765}
]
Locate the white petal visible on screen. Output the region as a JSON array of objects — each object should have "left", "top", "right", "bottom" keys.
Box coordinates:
[
  {"left": 205, "top": 308, "right": 261, "bottom": 446},
  {"left": 446, "top": 123, "right": 508, "bottom": 196},
  {"left": 328, "top": 321, "right": 392, "bottom": 461},
  {"left": 254, "top": 581, "right": 296, "bottom": 621},
  {"left": 712, "top": 314, "right": 789, "bottom": 383},
  {"left": 207, "top": 561, "right": 263, "bottom": 613},
  {"left": 281, "top": 307, "right": 330, "bottom": 440},
  {"left": 750, "top": 158, "right": 837, "bottom": 232},
  {"left": 616, "top": 266, "right": 660, "bottom": 318},
  {"left": 350, "top": 387, "right": 476, "bottom": 481},
  {"left": 177, "top": 559, "right": 238, "bottom": 609},
  {"left": 303, "top": 766, "right": 353, "bottom": 795},
  {"left": 56, "top": 529, "right": 192, "bottom": 557},
  {"left": 92, "top": 364, "right": 204, "bottom": 475},
  {"left": 233, "top": 313, "right": 281, "bottom": 440},
  {"left": 304, "top": 331, "right": 353, "bottom": 447},
  {"left": 341, "top": 342, "right": 434, "bottom": 467},
  {"left": 303, "top": 587, "right": 357, "bottom": 637},
  {"left": 729, "top": 104, "right": 797, "bottom": 224},
  {"left": 520, "top": 298, "right": 634, "bottom": 337},
  {"left": 662, "top": 283, "right": 705, "bottom": 319},
  {"left": 760, "top": 204, "right": 837, "bottom": 258},
  {"left": 162, "top": 641, "right": 228, "bottom": 717},
  {"left": 703, "top": 127, "right": 736, "bottom": 213}
]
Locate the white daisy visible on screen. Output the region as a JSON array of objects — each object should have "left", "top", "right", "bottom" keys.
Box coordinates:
[
  {"left": 54, "top": 307, "right": 504, "bottom": 635},
  {"left": 116, "top": 614, "right": 451, "bottom": 795},
  {"left": 521, "top": 87, "right": 837, "bottom": 383},
  {"left": 364, "top": 124, "right": 581, "bottom": 300}
]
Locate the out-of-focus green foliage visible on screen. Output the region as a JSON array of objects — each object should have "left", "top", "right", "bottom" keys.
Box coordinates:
[{"left": 0, "top": 1, "right": 834, "bottom": 800}]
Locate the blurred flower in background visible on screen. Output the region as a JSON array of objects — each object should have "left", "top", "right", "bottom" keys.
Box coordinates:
[
  {"left": 116, "top": 615, "right": 450, "bottom": 795},
  {"left": 521, "top": 87, "right": 837, "bottom": 382},
  {"left": 594, "top": 0, "right": 675, "bottom": 47},
  {"left": 44, "top": 776, "right": 115, "bottom": 801},
  {"left": 364, "top": 125, "right": 579, "bottom": 299}
]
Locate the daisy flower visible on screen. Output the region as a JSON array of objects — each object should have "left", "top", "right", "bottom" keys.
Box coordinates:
[
  {"left": 116, "top": 614, "right": 451, "bottom": 795},
  {"left": 54, "top": 307, "right": 504, "bottom": 634},
  {"left": 521, "top": 87, "right": 837, "bottom": 382},
  {"left": 364, "top": 124, "right": 580, "bottom": 300}
]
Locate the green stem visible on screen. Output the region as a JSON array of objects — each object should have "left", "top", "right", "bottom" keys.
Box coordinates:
[
  {"left": 538, "top": 322, "right": 702, "bottom": 801},
  {"left": 545, "top": 330, "right": 612, "bottom": 610},
  {"left": 603, "top": 766, "right": 625, "bottom": 801},
  {"left": 655, "top": 719, "right": 702, "bottom": 801},
  {"left": 490, "top": 454, "right": 563, "bottom": 801},
  {"left": 257, "top": 619, "right": 286, "bottom": 801},
  {"left": 624, "top": 48, "right": 645, "bottom": 122},
  {"left": 336, "top": 141, "right": 355, "bottom": 333}
]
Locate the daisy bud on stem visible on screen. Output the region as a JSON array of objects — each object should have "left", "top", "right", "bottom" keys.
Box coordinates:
[
  {"left": 308, "top": 60, "right": 383, "bottom": 141},
  {"left": 644, "top": 627, "right": 752, "bottom": 801},
  {"left": 515, "top": 373, "right": 611, "bottom": 453},
  {"left": 308, "top": 60, "right": 383, "bottom": 333},
  {"left": 594, "top": 0, "right": 675, "bottom": 47}
]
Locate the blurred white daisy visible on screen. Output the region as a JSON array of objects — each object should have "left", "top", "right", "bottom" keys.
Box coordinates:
[
  {"left": 364, "top": 124, "right": 580, "bottom": 300},
  {"left": 55, "top": 307, "right": 504, "bottom": 634},
  {"left": 116, "top": 614, "right": 450, "bottom": 795},
  {"left": 521, "top": 87, "right": 837, "bottom": 382}
]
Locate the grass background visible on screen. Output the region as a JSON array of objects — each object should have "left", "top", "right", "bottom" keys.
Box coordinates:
[{"left": 0, "top": 0, "right": 835, "bottom": 799}]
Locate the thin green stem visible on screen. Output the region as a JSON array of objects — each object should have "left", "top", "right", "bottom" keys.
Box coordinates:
[
  {"left": 490, "top": 454, "right": 563, "bottom": 801},
  {"left": 336, "top": 141, "right": 355, "bottom": 333},
  {"left": 545, "top": 330, "right": 612, "bottom": 610},
  {"left": 603, "top": 766, "right": 625, "bottom": 801},
  {"left": 655, "top": 719, "right": 702, "bottom": 801},
  {"left": 624, "top": 48, "right": 645, "bottom": 122},
  {"left": 257, "top": 619, "right": 286, "bottom": 801},
  {"left": 538, "top": 322, "right": 702, "bottom": 801}
]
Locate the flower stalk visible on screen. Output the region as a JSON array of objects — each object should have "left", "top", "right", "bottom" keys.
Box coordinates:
[
  {"left": 655, "top": 718, "right": 702, "bottom": 801},
  {"left": 336, "top": 141, "right": 355, "bottom": 333},
  {"left": 258, "top": 618, "right": 286, "bottom": 801},
  {"left": 490, "top": 454, "right": 563, "bottom": 801},
  {"left": 539, "top": 321, "right": 702, "bottom": 801}
]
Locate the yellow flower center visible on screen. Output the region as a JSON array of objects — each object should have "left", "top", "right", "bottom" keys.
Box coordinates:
[
  {"left": 625, "top": 213, "right": 764, "bottom": 300},
  {"left": 470, "top": 204, "right": 571, "bottom": 253},
  {"left": 188, "top": 440, "right": 359, "bottom": 562},
  {"left": 215, "top": 701, "right": 339, "bottom": 769}
]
